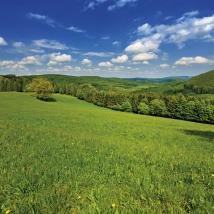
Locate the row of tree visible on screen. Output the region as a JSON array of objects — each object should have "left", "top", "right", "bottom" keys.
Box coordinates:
[
  {"left": 0, "top": 76, "right": 213, "bottom": 124},
  {"left": 0, "top": 75, "right": 27, "bottom": 92}
]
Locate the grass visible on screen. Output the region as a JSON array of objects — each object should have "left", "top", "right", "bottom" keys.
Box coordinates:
[{"left": 0, "top": 92, "right": 213, "bottom": 213}]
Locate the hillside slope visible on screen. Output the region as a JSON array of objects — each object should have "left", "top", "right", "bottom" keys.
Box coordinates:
[
  {"left": 0, "top": 92, "right": 213, "bottom": 213},
  {"left": 187, "top": 70, "right": 214, "bottom": 87},
  {"left": 184, "top": 70, "right": 214, "bottom": 93}
]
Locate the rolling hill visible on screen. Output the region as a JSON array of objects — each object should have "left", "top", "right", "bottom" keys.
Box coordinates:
[
  {"left": 1, "top": 70, "right": 213, "bottom": 94},
  {"left": 184, "top": 70, "right": 214, "bottom": 93}
]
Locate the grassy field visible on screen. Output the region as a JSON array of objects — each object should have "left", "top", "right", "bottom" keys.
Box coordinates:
[{"left": 0, "top": 92, "right": 213, "bottom": 213}]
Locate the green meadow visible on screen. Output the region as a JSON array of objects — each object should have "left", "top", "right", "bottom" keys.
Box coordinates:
[{"left": 0, "top": 92, "right": 213, "bottom": 213}]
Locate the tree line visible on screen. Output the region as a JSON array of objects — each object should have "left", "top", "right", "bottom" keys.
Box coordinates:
[
  {"left": 0, "top": 75, "right": 213, "bottom": 124},
  {"left": 184, "top": 84, "right": 214, "bottom": 94},
  {"left": 54, "top": 83, "right": 214, "bottom": 124}
]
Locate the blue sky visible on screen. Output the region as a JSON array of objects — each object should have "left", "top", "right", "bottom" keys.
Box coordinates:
[{"left": 0, "top": 0, "right": 214, "bottom": 77}]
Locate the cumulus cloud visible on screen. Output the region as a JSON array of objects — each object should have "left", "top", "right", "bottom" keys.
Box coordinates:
[
  {"left": 111, "top": 55, "right": 128, "bottom": 64},
  {"left": 125, "top": 37, "right": 160, "bottom": 54},
  {"left": 48, "top": 53, "right": 72, "bottom": 66},
  {"left": 98, "top": 61, "right": 113, "bottom": 67},
  {"left": 175, "top": 56, "right": 211, "bottom": 65},
  {"left": 137, "top": 23, "right": 153, "bottom": 35},
  {"left": 0, "top": 55, "right": 42, "bottom": 71},
  {"left": 125, "top": 11, "right": 214, "bottom": 64},
  {"left": 19, "top": 56, "right": 41, "bottom": 65},
  {"left": 81, "top": 58, "right": 92, "bottom": 65},
  {"left": 33, "top": 39, "right": 68, "bottom": 50},
  {"left": 0, "top": 37, "right": 7, "bottom": 46},
  {"left": 135, "top": 11, "right": 214, "bottom": 49},
  {"left": 132, "top": 52, "right": 158, "bottom": 62}
]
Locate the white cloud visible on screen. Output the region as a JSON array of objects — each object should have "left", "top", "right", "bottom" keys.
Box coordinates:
[
  {"left": 112, "top": 41, "right": 121, "bottom": 46},
  {"left": 81, "top": 58, "right": 92, "bottom": 65},
  {"left": 13, "top": 42, "right": 25, "bottom": 48},
  {"left": 0, "top": 37, "right": 7, "bottom": 46},
  {"left": 137, "top": 23, "right": 153, "bottom": 35},
  {"left": 86, "top": 0, "right": 108, "bottom": 10},
  {"left": 42, "top": 65, "right": 81, "bottom": 73},
  {"left": 0, "top": 60, "right": 15, "bottom": 67},
  {"left": 160, "top": 63, "right": 170, "bottom": 68},
  {"left": 33, "top": 39, "right": 68, "bottom": 50},
  {"left": 48, "top": 53, "right": 72, "bottom": 66},
  {"left": 98, "top": 61, "right": 113, "bottom": 67},
  {"left": 135, "top": 12, "right": 214, "bottom": 49},
  {"left": 175, "top": 56, "right": 211, "bottom": 65},
  {"left": 84, "top": 51, "right": 114, "bottom": 57},
  {"left": 125, "top": 38, "right": 160, "bottom": 53},
  {"left": 132, "top": 52, "right": 158, "bottom": 62},
  {"left": 27, "top": 13, "right": 56, "bottom": 28},
  {"left": 19, "top": 56, "right": 41, "bottom": 65},
  {"left": 101, "top": 36, "right": 110, "bottom": 40},
  {"left": 67, "top": 26, "right": 85, "bottom": 33},
  {"left": 12, "top": 41, "right": 45, "bottom": 54},
  {"left": 125, "top": 11, "right": 214, "bottom": 63},
  {"left": 86, "top": 0, "right": 138, "bottom": 11},
  {"left": 0, "top": 55, "right": 41, "bottom": 71},
  {"left": 176, "top": 10, "right": 199, "bottom": 22},
  {"left": 63, "top": 65, "right": 81, "bottom": 72},
  {"left": 108, "top": 0, "right": 138, "bottom": 11},
  {"left": 111, "top": 55, "right": 128, "bottom": 64}
]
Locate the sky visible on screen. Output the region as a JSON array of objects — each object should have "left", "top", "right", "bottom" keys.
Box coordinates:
[{"left": 0, "top": 0, "right": 214, "bottom": 78}]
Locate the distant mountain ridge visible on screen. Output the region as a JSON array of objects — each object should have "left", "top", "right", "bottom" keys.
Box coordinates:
[{"left": 128, "top": 76, "right": 190, "bottom": 82}]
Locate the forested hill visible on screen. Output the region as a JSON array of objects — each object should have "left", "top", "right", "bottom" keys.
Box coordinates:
[
  {"left": 0, "top": 70, "right": 214, "bottom": 94},
  {"left": 0, "top": 74, "right": 186, "bottom": 92},
  {"left": 184, "top": 70, "right": 214, "bottom": 93}
]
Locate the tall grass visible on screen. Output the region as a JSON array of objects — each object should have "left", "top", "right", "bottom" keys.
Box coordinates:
[{"left": 0, "top": 92, "right": 213, "bottom": 213}]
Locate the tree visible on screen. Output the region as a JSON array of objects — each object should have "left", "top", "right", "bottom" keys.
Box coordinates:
[
  {"left": 150, "top": 99, "right": 168, "bottom": 116},
  {"left": 121, "top": 100, "right": 132, "bottom": 112},
  {"left": 138, "top": 102, "right": 150, "bottom": 115},
  {"left": 27, "top": 78, "right": 54, "bottom": 101}
]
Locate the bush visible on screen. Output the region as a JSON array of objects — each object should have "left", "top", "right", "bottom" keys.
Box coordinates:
[{"left": 138, "top": 102, "right": 150, "bottom": 115}]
